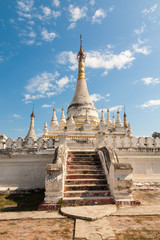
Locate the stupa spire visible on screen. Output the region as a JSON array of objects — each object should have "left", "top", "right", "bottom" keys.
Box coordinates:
[
  {"left": 77, "top": 34, "right": 86, "bottom": 80},
  {"left": 124, "top": 107, "right": 128, "bottom": 128},
  {"left": 67, "top": 34, "right": 99, "bottom": 128},
  {"left": 25, "top": 105, "right": 37, "bottom": 141},
  {"left": 49, "top": 107, "right": 59, "bottom": 134},
  {"left": 115, "top": 109, "right": 123, "bottom": 128},
  {"left": 106, "top": 108, "right": 112, "bottom": 126},
  {"left": 59, "top": 107, "right": 66, "bottom": 129}
]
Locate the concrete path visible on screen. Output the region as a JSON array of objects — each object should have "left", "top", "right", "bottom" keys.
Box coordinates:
[
  {"left": 0, "top": 211, "right": 64, "bottom": 220},
  {"left": 61, "top": 205, "right": 117, "bottom": 221},
  {"left": 113, "top": 204, "right": 160, "bottom": 216},
  {"left": 75, "top": 218, "right": 115, "bottom": 240}
]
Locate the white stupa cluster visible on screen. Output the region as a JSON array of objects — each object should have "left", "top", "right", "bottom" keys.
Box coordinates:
[{"left": 25, "top": 35, "right": 132, "bottom": 141}]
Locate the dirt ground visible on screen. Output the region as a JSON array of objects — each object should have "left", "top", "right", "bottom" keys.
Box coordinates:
[
  {"left": 0, "top": 218, "right": 74, "bottom": 240},
  {"left": 1, "top": 190, "right": 160, "bottom": 240}
]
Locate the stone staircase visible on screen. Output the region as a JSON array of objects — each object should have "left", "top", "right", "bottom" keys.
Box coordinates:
[{"left": 63, "top": 151, "right": 115, "bottom": 206}]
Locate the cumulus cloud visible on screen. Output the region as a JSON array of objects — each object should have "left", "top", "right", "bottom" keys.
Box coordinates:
[
  {"left": 98, "top": 105, "right": 123, "bottom": 113},
  {"left": 132, "top": 44, "right": 151, "bottom": 55},
  {"left": 58, "top": 49, "right": 135, "bottom": 75},
  {"left": 52, "top": 10, "right": 61, "bottom": 18},
  {"left": 53, "top": 0, "right": 60, "bottom": 7},
  {"left": 142, "top": 4, "right": 158, "bottom": 14},
  {"left": 90, "top": 93, "right": 104, "bottom": 102},
  {"left": 141, "top": 77, "right": 160, "bottom": 85},
  {"left": 17, "top": 0, "right": 34, "bottom": 14},
  {"left": 23, "top": 72, "right": 75, "bottom": 102},
  {"left": 68, "top": 4, "right": 87, "bottom": 22},
  {"left": 41, "top": 6, "right": 51, "bottom": 16},
  {"left": 41, "top": 29, "right": 57, "bottom": 41},
  {"left": 68, "top": 22, "right": 76, "bottom": 30},
  {"left": 92, "top": 9, "right": 106, "bottom": 24},
  {"left": 140, "top": 100, "right": 160, "bottom": 108}
]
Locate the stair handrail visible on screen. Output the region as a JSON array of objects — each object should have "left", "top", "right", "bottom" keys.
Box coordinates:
[{"left": 97, "top": 146, "right": 119, "bottom": 172}]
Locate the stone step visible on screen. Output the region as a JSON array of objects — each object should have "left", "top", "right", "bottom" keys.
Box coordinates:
[
  {"left": 63, "top": 196, "right": 115, "bottom": 206},
  {"left": 66, "top": 170, "right": 104, "bottom": 175},
  {"left": 66, "top": 174, "right": 106, "bottom": 180},
  {"left": 67, "top": 165, "right": 102, "bottom": 170},
  {"left": 64, "top": 190, "right": 111, "bottom": 198},
  {"left": 65, "top": 179, "right": 108, "bottom": 185},
  {"left": 67, "top": 161, "right": 101, "bottom": 166},
  {"left": 68, "top": 152, "right": 95, "bottom": 156},
  {"left": 65, "top": 184, "right": 109, "bottom": 191}
]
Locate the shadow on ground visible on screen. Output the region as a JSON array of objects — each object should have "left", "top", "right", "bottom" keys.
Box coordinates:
[{"left": 0, "top": 190, "right": 44, "bottom": 212}]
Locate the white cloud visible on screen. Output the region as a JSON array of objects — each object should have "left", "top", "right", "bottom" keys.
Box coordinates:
[
  {"left": 132, "top": 44, "right": 151, "bottom": 55},
  {"left": 98, "top": 105, "right": 123, "bottom": 113},
  {"left": 109, "top": 105, "right": 123, "bottom": 112},
  {"left": 90, "top": 0, "right": 95, "bottom": 6},
  {"left": 135, "top": 25, "right": 146, "bottom": 35},
  {"left": 90, "top": 93, "right": 104, "bottom": 102},
  {"left": 24, "top": 72, "right": 75, "bottom": 102},
  {"left": 53, "top": 0, "right": 60, "bottom": 7},
  {"left": 41, "top": 6, "right": 51, "bottom": 16},
  {"left": 42, "top": 104, "right": 53, "bottom": 108},
  {"left": 58, "top": 49, "right": 135, "bottom": 75},
  {"left": 68, "top": 4, "right": 87, "bottom": 22},
  {"left": 141, "top": 77, "right": 160, "bottom": 85},
  {"left": 13, "top": 114, "right": 21, "bottom": 119},
  {"left": 142, "top": 4, "right": 158, "bottom": 14},
  {"left": 56, "top": 76, "right": 70, "bottom": 88},
  {"left": 92, "top": 9, "right": 106, "bottom": 24},
  {"left": 140, "top": 100, "right": 160, "bottom": 108},
  {"left": 52, "top": 10, "right": 61, "bottom": 18},
  {"left": 41, "top": 29, "right": 57, "bottom": 41},
  {"left": 68, "top": 22, "right": 76, "bottom": 30},
  {"left": 17, "top": 0, "right": 34, "bottom": 13},
  {"left": 106, "top": 94, "right": 110, "bottom": 97}
]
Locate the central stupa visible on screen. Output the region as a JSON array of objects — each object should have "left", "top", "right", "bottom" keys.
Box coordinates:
[{"left": 67, "top": 35, "right": 99, "bottom": 129}]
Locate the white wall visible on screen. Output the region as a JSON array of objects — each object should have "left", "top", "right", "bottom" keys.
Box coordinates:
[
  {"left": 116, "top": 150, "right": 160, "bottom": 188},
  {"left": 0, "top": 152, "right": 54, "bottom": 191}
]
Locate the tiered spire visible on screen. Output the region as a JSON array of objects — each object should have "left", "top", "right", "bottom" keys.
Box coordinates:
[
  {"left": 115, "top": 109, "right": 123, "bottom": 128},
  {"left": 43, "top": 122, "right": 48, "bottom": 136},
  {"left": 127, "top": 123, "right": 132, "bottom": 136},
  {"left": 59, "top": 107, "right": 66, "bottom": 130},
  {"left": 124, "top": 108, "right": 128, "bottom": 128},
  {"left": 49, "top": 108, "right": 59, "bottom": 134},
  {"left": 100, "top": 110, "right": 105, "bottom": 124},
  {"left": 25, "top": 105, "right": 37, "bottom": 141},
  {"left": 106, "top": 108, "right": 112, "bottom": 127},
  {"left": 112, "top": 114, "right": 115, "bottom": 128},
  {"left": 67, "top": 34, "right": 99, "bottom": 128}
]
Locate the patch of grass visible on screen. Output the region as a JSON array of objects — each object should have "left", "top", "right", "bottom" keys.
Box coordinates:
[
  {"left": 0, "top": 190, "right": 44, "bottom": 212},
  {"left": 0, "top": 231, "right": 8, "bottom": 235},
  {"left": 8, "top": 222, "right": 16, "bottom": 225}
]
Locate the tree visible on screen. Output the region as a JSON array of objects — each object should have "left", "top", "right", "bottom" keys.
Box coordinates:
[{"left": 152, "top": 132, "right": 160, "bottom": 139}]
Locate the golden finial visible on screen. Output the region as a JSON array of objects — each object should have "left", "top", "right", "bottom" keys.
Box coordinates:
[
  {"left": 77, "top": 34, "right": 86, "bottom": 80},
  {"left": 124, "top": 106, "right": 127, "bottom": 128}
]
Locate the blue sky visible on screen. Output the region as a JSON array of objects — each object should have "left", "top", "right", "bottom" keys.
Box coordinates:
[{"left": 1, "top": 0, "right": 160, "bottom": 139}]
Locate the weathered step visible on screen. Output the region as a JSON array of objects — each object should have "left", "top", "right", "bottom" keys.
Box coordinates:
[
  {"left": 65, "top": 184, "right": 109, "bottom": 191},
  {"left": 66, "top": 174, "right": 106, "bottom": 180},
  {"left": 63, "top": 196, "right": 115, "bottom": 206},
  {"left": 66, "top": 170, "right": 104, "bottom": 174},
  {"left": 65, "top": 179, "right": 108, "bottom": 185},
  {"left": 68, "top": 152, "right": 95, "bottom": 156},
  {"left": 67, "top": 165, "right": 102, "bottom": 170},
  {"left": 67, "top": 161, "right": 101, "bottom": 166},
  {"left": 64, "top": 190, "right": 111, "bottom": 198}
]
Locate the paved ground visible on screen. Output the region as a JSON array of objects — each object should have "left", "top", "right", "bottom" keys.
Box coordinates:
[{"left": 1, "top": 190, "right": 160, "bottom": 239}]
